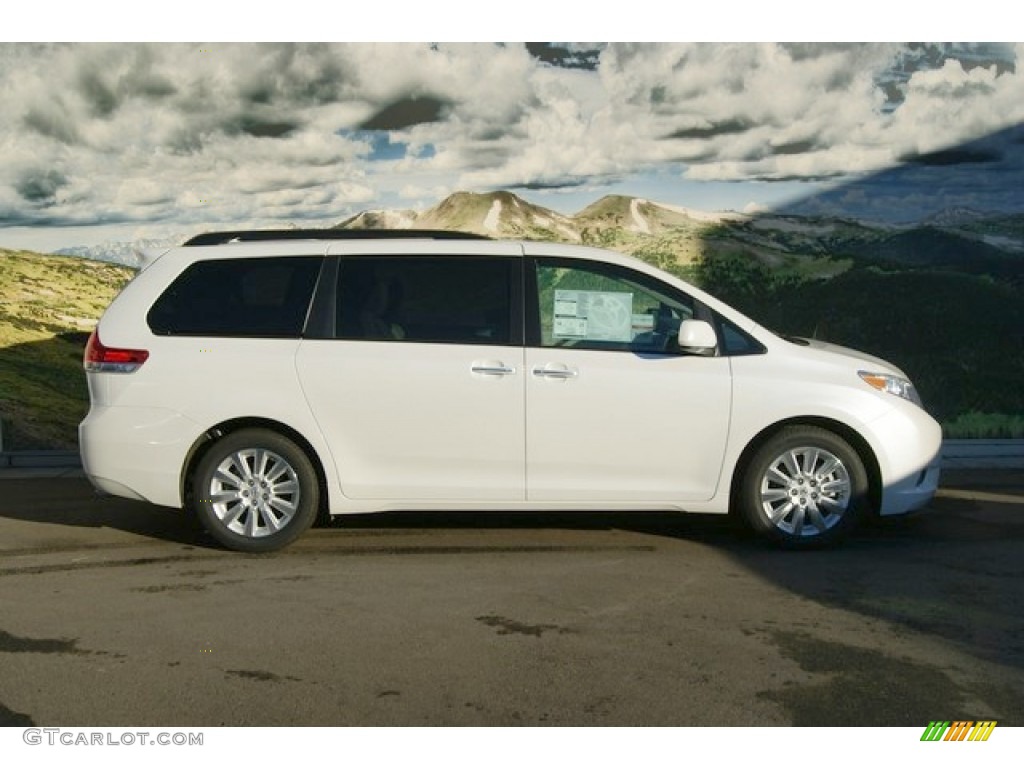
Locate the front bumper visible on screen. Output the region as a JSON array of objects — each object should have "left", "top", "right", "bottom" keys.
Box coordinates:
[
  {"left": 868, "top": 402, "right": 943, "bottom": 516},
  {"left": 878, "top": 459, "right": 942, "bottom": 516}
]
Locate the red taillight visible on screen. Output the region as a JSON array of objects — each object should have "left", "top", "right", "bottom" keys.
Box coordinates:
[{"left": 84, "top": 329, "right": 149, "bottom": 373}]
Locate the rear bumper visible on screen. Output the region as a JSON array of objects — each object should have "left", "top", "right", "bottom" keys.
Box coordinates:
[{"left": 79, "top": 405, "right": 198, "bottom": 508}]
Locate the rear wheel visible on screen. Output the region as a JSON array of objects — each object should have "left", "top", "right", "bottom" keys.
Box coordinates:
[
  {"left": 191, "top": 429, "right": 319, "bottom": 553},
  {"left": 739, "top": 426, "right": 868, "bottom": 548}
]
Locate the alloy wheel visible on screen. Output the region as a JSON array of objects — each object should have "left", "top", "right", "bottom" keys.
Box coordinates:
[{"left": 758, "top": 446, "right": 852, "bottom": 538}]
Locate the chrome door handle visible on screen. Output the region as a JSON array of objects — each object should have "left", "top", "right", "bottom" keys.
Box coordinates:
[
  {"left": 532, "top": 365, "right": 578, "bottom": 379},
  {"left": 471, "top": 364, "right": 517, "bottom": 376}
]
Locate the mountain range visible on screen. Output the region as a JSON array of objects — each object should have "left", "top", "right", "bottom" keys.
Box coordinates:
[
  {"left": 55, "top": 236, "right": 186, "bottom": 269},
  {"left": 339, "top": 190, "right": 734, "bottom": 240},
  {"left": 52, "top": 191, "right": 1024, "bottom": 280}
]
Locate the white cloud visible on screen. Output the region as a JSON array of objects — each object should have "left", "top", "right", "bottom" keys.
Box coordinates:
[
  {"left": 889, "top": 57, "right": 1024, "bottom": 156},
  {"left": 0, "top": 42, "right": 1021, "bottom": 241}
]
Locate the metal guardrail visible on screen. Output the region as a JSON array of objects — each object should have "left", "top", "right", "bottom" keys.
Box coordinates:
[
  {"left": 0, "top": 450, "right": 82, "bottom": 468},
  {"left": 940, "top": 439, "right": 1024, "bottom": 469},
  {"left": 2, "top": 442, "right": 1023, "bottom": 471}
]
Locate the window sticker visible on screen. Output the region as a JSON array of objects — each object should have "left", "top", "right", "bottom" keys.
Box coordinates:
[{"left": 553, "top": 289, "right": 633, "bottom": 342}]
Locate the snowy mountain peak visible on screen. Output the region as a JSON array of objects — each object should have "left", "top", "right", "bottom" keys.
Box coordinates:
[
  {"left": 922, "top": 206, "right": 989, "bottom": 227},
  {"left": 54, "top": 236, "right": 184, "bottom": 268}
]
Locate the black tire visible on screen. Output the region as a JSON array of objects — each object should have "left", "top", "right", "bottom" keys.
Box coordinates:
[
  {"left": 191, "top": 428, "right": 319, "bottom": 553},
  {"left": 738, "top": 426, "right": 869, "bottom": 549}
]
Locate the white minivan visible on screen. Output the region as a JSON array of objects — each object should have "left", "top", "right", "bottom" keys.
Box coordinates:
[{"left": 79, "top": 229, "right": 942, "bottom": 552}]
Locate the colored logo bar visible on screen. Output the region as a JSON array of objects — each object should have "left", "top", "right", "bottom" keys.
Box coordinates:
[{"left": 921, "top": 721, "right": 997, "bottom": 741}]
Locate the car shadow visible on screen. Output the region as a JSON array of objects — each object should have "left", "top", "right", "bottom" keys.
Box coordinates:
[
  {"left": 0, "top": 475, "right": 745, "bottom": 552},
  {"left": 0, "top": 477, "right": 209, "bottom": 548}
]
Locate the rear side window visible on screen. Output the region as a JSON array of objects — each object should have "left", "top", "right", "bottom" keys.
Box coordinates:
[
  {"left": 148, "top": 257, "right": 322, "bottom": 337},
  {"left": 336, "top": 256, "right": 518, "bottom": 345}
]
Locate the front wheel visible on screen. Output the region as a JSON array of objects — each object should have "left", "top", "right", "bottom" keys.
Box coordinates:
[
  {"left": 738, "top": 426, "right": 869, "bottom": 548},
  {"left": 191, "top": 429, "right": 319, "bottom": 553}
]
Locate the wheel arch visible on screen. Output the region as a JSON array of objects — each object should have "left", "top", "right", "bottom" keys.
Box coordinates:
[
  {"left": 180, "top": 417, "right": 330, "bottom": 518},
  {"left": 729, "top": 416, "right": 882, "bottom": 516}
]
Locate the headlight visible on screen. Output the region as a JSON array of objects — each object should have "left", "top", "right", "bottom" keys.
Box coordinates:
[{"left": 858, "top": 371, "right": 923, "bottom": 407}]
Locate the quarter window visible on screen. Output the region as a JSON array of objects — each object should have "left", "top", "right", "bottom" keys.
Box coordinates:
[
  {"left": 147, "top": 257, "right": 322, "bottom": 337},
  {"left": 718, "top": 316, "right": 766, "bottom": 355}
]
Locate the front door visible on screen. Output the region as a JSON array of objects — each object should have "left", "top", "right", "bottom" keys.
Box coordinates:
[{"left": 525, "top": 257, "right": 732, "bottom": 502}]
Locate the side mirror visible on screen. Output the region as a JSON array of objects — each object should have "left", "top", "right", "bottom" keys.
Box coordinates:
[{"left": 677, "top": 319, "right": 717, "bottom": 356}]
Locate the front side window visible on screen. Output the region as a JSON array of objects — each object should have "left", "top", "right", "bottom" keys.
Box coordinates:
[
  {"left": 532, "top": 259, "right": 695, "bottom": 354},
  {"left": 336, "top": 256, "right": 518, "bottom": 345},
  {"left": 147, "top": 256, "right": 322, "bottom": 337}
]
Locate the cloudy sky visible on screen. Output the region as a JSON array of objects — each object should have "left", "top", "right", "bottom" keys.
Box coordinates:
[{"left": 2, "top": 42, "right": 1022, "bottom": 252}]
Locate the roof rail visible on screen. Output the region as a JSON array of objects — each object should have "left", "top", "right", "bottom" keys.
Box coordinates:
[{"left": 182, "top": 229, "right": 490, "bottom": 246}]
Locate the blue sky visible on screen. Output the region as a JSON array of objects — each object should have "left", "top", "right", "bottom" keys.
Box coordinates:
[{"left": 1, "top": 41, "right": 1022, "bottom": 252}]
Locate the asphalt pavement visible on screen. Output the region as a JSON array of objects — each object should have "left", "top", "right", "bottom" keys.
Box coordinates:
[{"left": 0, "top": 465, "right": 1021, "bottom": 727}]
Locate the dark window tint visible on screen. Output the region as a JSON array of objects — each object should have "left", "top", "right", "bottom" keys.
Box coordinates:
[
  {"left": 148, "top": 257, "right": 322, "bottom": 337},
  {"left": 337, "top": 257, "right": 515, "bottom": 345},
  {"left": 718, "top": 316, "right": 766, "bottom": 356}
]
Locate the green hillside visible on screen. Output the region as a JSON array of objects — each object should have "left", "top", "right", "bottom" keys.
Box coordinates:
[
  {"left": 694, "top": 250, "right": 1024, "bottom": 432},
  {"left": 2, "top": 195, "right": 1023, "bottom": 449},
  {"left": 0, "top": 249, "right": 133, "bottom": 449}
]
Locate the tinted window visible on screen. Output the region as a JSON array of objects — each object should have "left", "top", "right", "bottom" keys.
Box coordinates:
[
  {"left": 148, "top": 257, "right": 322, "bottom": 337},
  {"left": 718, "top": 316, "right": 766, "bottom": 356},
  {"left": 532, "top": 259, "right": 694, "bottom": 354},
  {"left": 336, "top": 256, "right": 517, "bottom": 345}
]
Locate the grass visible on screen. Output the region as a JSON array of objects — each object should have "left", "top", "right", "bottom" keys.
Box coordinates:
[
  {"left": 942, "top": 412, "right": 1024, "bottom": 439},
  {"left": 0, "top": 248, "right": 133, "bottom": 449}
]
